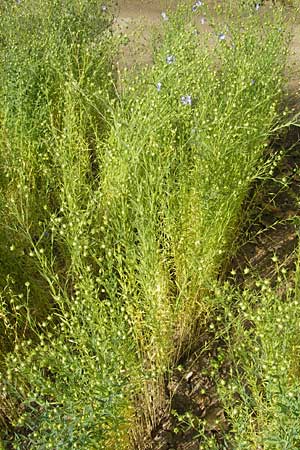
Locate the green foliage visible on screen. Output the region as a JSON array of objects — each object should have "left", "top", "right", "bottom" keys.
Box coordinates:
[
  {"left": 0, "top": 0, "right": 296, "bottom": 448},
  {"left": 0, "top": 0, "right": 118, "bottom": 332},
  {"left": 100, "top": 0, "right": 288, "bottom": 372},
  {"left": 0, "top": 0, "right": 134, "bottom": 447},
  {"left": 211, "top": 269, "right": 300, "bottom": 449},
  {"left": 169, "top": 267, "right": 300, "bottom": 449},
  {"left": 3, "top": 301, "right": 135, "bottom": 449}
]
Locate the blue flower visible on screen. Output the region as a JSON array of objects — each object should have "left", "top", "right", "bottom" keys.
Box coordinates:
[
  {"left": 166, "top": 55, "right": 175, "bottom": 64},
  {"left": 161, "top": 11, "right": 168, "bottom": 21},
  {"left": 218, "top": 33, "right": 226, "bottom": 41},
  {"left": 156, "top": 82, "right": 162, "bottom": 92},
  {"left": 192, "top": 1, "right": 203, "bottom": 11},
  {"left": 251, "top": 79, "right": 256, "bottom": 85},
  {"left": 181, "top": 95, "right": 192, "bottom": 106}
]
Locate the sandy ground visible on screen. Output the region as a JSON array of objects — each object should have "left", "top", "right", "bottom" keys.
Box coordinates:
[{"left": 114, "top": 0, "right": 178, "bottom": 69}]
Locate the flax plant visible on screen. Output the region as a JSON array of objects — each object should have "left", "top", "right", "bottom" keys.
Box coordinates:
[
  {"left": 99, "top": 2, "right": 289, "bottom": 442},
  {"left": 0, "top": 1, "right": 136, "bottom": 448},
  {"left": 0, "top": 0, "right": 293, "bottom": 448}
]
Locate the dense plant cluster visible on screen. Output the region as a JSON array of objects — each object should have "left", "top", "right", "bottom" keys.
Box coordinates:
[{"left": 0, "top": 0, "right": 299, "bottom": 449}]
